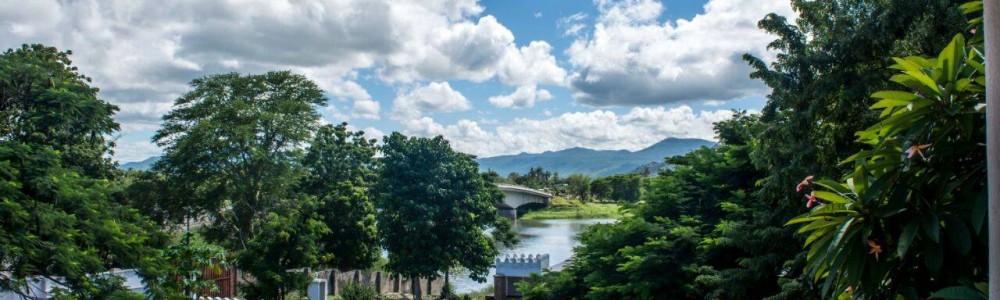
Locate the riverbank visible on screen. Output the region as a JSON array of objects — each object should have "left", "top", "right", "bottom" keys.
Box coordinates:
[{"left": 519, "top": 197, "right": 624, "bottom": 220}]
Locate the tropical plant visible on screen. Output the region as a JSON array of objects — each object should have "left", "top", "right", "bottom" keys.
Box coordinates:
[{"left": 788, "top": 14, "right": 987, "bottom": 298}]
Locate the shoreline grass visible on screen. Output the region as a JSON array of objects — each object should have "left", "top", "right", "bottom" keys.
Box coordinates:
[{"left": 519, "top": 197, "right": 624, "bottom": 220}]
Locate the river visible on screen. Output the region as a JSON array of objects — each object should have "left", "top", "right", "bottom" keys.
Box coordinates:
[{"left": 451, "top": 218, "right": 615, "bottom": 294}]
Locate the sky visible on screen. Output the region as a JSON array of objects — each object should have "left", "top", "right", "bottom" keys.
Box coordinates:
[{"left": 0, "top": 0, "right": 796, "bottom": 162}]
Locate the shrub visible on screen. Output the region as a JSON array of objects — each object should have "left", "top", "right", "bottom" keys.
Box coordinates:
[{"left": 340, "top": 282, "right": 378, "bottom": 300}]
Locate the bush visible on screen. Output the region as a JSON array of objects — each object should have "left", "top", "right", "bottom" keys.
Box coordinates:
[{"left": 340, "top": 281, "right": 378, "bottom": 300}]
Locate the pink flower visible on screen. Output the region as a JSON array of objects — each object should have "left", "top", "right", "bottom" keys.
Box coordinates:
[
  {"left": 905, "top": 143, "right": 932, "bottom": 160},
  {"left": 796, "top": 175, "right": 814, "bottom": 192},
  {"left": 806, "top": 193, "right": 819, "bottom": 208}
]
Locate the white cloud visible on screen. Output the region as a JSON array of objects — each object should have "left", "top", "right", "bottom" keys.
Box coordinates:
[
  {"left": 488, "top": 85, "right": 553, "bottom": 108},
  {"left": 0, "top": 0, "right": 565, "bottom": 153},
  {"left": 558, "top": 12, "right": 589, "bottom": 37},
  {"left": 566, "top": 0, "right": 794, "bottom": 105},
  {"left": 703, "top": 100, "right": 724, "bottom": 106},
  {"left": 398, "top": 105, "right": 748, "bottom": 157},
  {"left": 392, "top": 81, "right": 470, "bottom": 119},
  {"left": 352, "top": 99, "right": 381, "bottom": 119},
  {"left": 497, "top": 41, "right": 567, "bottom": 87}
]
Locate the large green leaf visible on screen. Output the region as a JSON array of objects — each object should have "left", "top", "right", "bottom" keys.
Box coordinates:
[
  {"left": 928, "top": 286, "right": 986, "bottom": 300},
  {"left": 897, "top": 221, "right": 919, "bottom": 257},
  {"left": 813, "top": 191, "right": 851, "bottom": 204}
]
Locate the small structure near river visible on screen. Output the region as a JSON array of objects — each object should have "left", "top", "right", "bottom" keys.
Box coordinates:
[{"left": 493, "top": 254, "right": 549, "bottom": 300}]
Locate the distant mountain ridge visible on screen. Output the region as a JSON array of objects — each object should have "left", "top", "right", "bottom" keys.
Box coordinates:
[
  {"left": 477, "top": 138, "right": 715, "bottom": 177},
  {"left": 119, "top": 138, "right": 715, "bottom": 176},
  {"left": 120, "top": 156, "right": 159, "bottom": 171}
]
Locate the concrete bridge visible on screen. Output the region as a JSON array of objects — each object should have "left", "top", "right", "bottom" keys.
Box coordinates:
[{"left": 496, "top": 184, "right": 552, "bottom": 219}]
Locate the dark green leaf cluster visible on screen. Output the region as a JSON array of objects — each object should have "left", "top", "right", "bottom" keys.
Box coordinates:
[
  {"left": 0, "top": 45, "right": 172, "bottom": 299},
  {"left": 375, "top": 133, "right": 507, "bottom": 284},
  {"left": 519, "top": 1, "right": 974, "bottom": 299}
]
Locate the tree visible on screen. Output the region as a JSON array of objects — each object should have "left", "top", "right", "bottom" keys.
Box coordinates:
[
  {"left": 605, "top": 173, "right": 643, "bottom": 203},
  {"left": 153, "top": 71, "right": 326, "bottom": 250},
  {"left": 790, "top": 27, "right": 988, "bottom": 299},
  {"left": 112, "top": 170, "right": 191, "bottom": 230},
  {"left": 589, "top": 178, "right": 612, "bottom": 201},
  {"left": 0, "top": 44, "right": 119, "bottom": 178},
  {"left": 300, "top": 123, "right": 380, "bottom": 271},
  {"left": 238, "top": 197, "right": 327, "bottom": 300},
  {"left": 375, "top": 133, "right": 510, "bottom": 299},
  {"left": 153, "top": 71, "right": 328, "bottom": 299},
  {"left": 519, "top": 112, "right": 761, "bottom": 300},
  {"left": 565, "top": 174, "right": 592, "bottom": 202},
  {"left": 727, "top": 0, "right": 970, "bottom": 297},
  {"left": 0, "top": 44, "right": 177, "bottom": 299},
  {"left": 0, "top": 142, "right": 165, "bottom": 298}
]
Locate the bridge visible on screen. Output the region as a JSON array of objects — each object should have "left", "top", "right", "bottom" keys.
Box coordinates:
[{"left": 496, "top": 184, "right": 552, "bottom": 219}]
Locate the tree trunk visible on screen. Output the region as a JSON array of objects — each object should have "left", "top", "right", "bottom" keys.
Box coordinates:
[
  {"left": 444, "top": 268, "right": 450, "bottom": 298},
  {"left": 412, "top": 277, "right": 422, "bottom": 300}
]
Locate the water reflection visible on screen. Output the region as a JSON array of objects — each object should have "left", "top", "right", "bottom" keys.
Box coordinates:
[{"left": 451, "top": 218, "right": 615, "bottom": 293}]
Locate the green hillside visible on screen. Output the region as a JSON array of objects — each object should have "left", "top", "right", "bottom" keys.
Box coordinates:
[{"left": 476, "top": 138, "right": 714, "bottom": 177}]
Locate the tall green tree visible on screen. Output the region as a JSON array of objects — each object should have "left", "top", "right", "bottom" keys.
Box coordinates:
[
  {"left": 0, "top": 142, "right": 165, "bottom": 298},
  {"left": 300, "top": 123, "right": 380, "bottom": 271},
  {"left": 375, "top": 133, "right": 511, "bottom": 299},
  {"left": 790, "top": 24, "right": 988, "bottom": 299},
  {"left": 0, "top": 44, "right": 119, "bottom": 178},
  {"left": 565, "top": 174, "right": 592, "bottom": 202},
  {"left": 519, "top": 112, "right": 760, "bottom": 300},
  {"left": 589, "top": 178, "right": 613, "bottom": 201},
  {"left": 0, "top": 44, "right": 176, "bottom": 298},
  {"left": 238, "top": 196, "right": 327, "bottom": 300},
  {"left": 730, "top": 1, "right": 970, "bottom": 297},
  {"left": 153, "top": 71, "right": 326, "bottom": 250},
  {"left": 153, "top": 71, "right": 328, "bottom": 299}
]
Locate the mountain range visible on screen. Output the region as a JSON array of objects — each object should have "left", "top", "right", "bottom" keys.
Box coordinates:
[
  {"left": 120, "top": 156, "right": 159, "bottom": 171},
  {"left": 118, "top": 138, "right": 715, "bottom": 177},
  {"left": 476, "top": 138, "right": 715, "bottom": 177}
]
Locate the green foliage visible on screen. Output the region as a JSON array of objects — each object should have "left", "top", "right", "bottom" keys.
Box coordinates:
[
  {"left": 112, "top": 170, "right": 191, "bottom": 229},
  {"left": 789, "top": 29, "right": 987, "bottom": 299},
  {"left": 374, "top": 133, "right": 509, "bottom": 287},
  {"left": 153, "top": 71, "right": 327, "bottom": 250},
  {"left": 564, "top": 174, "right": 591, "bottom": 202},
  {"left": 508, "top": 167, "right": 554, "bottom": 189},
  {"left": 519, "top": 113, "right": 760, "bottom": 300},
  {"left": 0, "top": 44, "right": 120, "bottom": 178},
  {"left": 153, "top": 71, "right": 351, "bottom": 299},
  {"left": 519, "top": 199, "right": 621, "bottom": 220},
  {"left": 593, "top": 173, "right": 643, "bottom": 203},
  {"left": 0, "top": 142, "right": 163, "bottom": 298},
  {"left": 238, "top": 196, "right": 327, "bottom": 300},
  {"left": 588, "top": 179, "right": 612, "bottom": 201},
  {"left": 157, "top": 233, "right": 229, "bottom": 297},
  {"left": 340, "top": 282, "right": 378, "bottom": 300},
  {"left": 301, "top": 123, "right": 380, "bottom": 271}
]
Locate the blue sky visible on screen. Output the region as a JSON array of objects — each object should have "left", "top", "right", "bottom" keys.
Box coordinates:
[{"left": 0, "top": 0, "right": 794, "bottom": 161}]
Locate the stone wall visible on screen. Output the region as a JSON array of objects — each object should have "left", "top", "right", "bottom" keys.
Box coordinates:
[{"left": 319, "top": 270, "right": 445, "bottom": 297}]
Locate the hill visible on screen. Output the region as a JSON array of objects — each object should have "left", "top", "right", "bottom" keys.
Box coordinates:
[
  {"left": 477, "top": 138, "right": 714, "bottom": 177},
  {"left": 120, "top": 156, "right": 159, "bottom": 171}
]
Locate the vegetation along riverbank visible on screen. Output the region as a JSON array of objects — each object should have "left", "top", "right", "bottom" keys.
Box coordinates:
[{"left": 519, "top": 197, "right": 624, "bottom": 220}]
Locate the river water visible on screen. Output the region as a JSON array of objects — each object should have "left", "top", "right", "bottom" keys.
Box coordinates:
[{"left": 450, "top": 218, "right": 615, "bottom": 293}]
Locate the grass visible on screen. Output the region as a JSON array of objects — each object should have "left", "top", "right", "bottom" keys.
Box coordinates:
[
  {"left": 519, "top": 196, "right": 624, "bottom": 220},
  {"left": 460, "top": 285, "right": 494, "bottom": 299}
]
